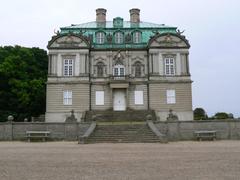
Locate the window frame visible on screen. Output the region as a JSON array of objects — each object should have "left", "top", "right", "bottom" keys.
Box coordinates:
[
  {"left": 96, "top": 32, "right": 105, "bottom": 44},
  {"left": 165, "top": 57, "right": 175, "bottom": 76},
  {"left": 63, "top": 59, "right": 73, "bottom": 76},
  {"left": 63, "top": 90, "right": 72, "bottom": 105},
  {"left": 166, "top": 90, "right": 176, "bottom": 104},
  {"left": 114, "top": 31, "right": 124, "bottom": 44},
  {"left": 133, "top": 31, "right": 142, "bottom": 43},
  {"left": 113, "top": 64, "right": 125, "bottom": 76}
]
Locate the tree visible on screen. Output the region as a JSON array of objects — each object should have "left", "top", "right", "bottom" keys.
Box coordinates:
[
  {"left": 0, "top": 46, "right": 48, "bottom": 122},
  {"left": 194, "top": 108, "right": 208, "bottom": 120},
  {"left": 214, "top": 112, "right": 230, "bottom": 119}
]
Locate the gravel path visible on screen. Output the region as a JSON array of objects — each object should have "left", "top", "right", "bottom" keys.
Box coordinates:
[{"left": 0, "top": 141, "right": 240, "bottom": 180}]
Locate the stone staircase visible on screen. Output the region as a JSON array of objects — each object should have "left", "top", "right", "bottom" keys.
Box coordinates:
[
  {"left": 85, "top": 123, "right": 163, "bottom": 143},
  {"left": 84, "top": 110, "right": 156, "bottom": 122}
]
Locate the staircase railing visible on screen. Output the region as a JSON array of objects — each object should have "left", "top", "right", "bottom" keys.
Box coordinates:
[
  {"left": 78, "top": 121, "right": 97, "bottom": 144},
  {"left": 147, "top": 120, "right": 168, "bottom": 143}
]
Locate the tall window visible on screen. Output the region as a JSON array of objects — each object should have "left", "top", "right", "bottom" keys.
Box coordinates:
[
  {"left": 115, "top": 32, "right": 124, "bottom": 44},
  {"left": 63, "top": 90, "right": 72, "bottom": 105},
  {"left": 165, "top": 58, "right": 175, "bottom": 75},
  {"left": 96, "top": 32, "right": 105, "bottom": 44},
  {"left": 135, "top": 62, "right": 141, "bottom": 77},
  {"left": 166, "top": 90, "right": 176, "bottom": 104},
  {"left": 133, "top": 32, "right": 141, "bottom": 43},
  {"left": 64, "top": 59, "right": 73, "bottom": 76},
  {"left": 97, "top": 62, "right": 104, "bottom": 77}
]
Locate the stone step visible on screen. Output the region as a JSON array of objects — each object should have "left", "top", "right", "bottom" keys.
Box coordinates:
[{"left": 85, "top": 123, "right": 161, "bottom": 143}]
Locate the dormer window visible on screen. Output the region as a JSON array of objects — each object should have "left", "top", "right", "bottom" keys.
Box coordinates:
[
  {"left": 96, "top": 32, "right": 105, "bottom": 44},
  {"left": 133, "top": 31, "right": 141, "bottom": 43},
  {"left": 115, "top": 32, "right": 124, "bottom": 44}
]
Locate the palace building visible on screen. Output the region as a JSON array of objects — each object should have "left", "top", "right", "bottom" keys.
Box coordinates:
[{"left": 46, "top": 8, "right": 193, "bottom": 122}]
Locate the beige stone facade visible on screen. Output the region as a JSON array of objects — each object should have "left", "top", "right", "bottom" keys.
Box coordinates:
[{"left": 46, "top": 9, "right": 193, "bottom": 122}]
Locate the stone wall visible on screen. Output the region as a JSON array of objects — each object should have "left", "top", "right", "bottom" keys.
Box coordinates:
[
  {"left": 0, "top": 122, "right": 90, "bottom": 141},
  {"left": 155, "top": 119, "right": 240, "bottom": 141},
  {"left": 0, "top": 120, "right": 239, "bottom": 141}
]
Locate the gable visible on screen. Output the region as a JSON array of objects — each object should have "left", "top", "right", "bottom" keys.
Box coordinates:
[
  {"left": 148, "top": 33, "right": 190, "bottom": 49},
  {"left": 47, "top": 34, "right": 90, "bottom": 49}
]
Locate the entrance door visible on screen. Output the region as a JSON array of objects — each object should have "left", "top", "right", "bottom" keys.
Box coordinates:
[{"left": 113, "top": 89, "right": 126, "bottom": 111}]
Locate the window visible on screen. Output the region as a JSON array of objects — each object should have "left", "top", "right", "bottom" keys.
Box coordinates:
[
  {"left": 135, "top": 62, "right": 141, "bottom": 77},
  {"left": 165, "top": 58, "right": 175, "bottom": 75},
  {"left": 113, "top": 65, "right": 125, "bottom": 76},
  {"left": 63, "top": 90, "right": 72, "bottom": 105},
  {"left": 96, "top": 91, "right": 104, "bottom": 105},
  {"left": 96, "top": 32, "right": 105, "bottom": 44},
  {"left": 115, "top": 32, "right": 123, "bottom": 44},
  {"left": 166, "top": 90, "right": 176, "bottom": 104},
  {"left": 97, "top": 62, "right": 104, "bottom": 77},
  {"left": 64, "top": 59, "right": 73, "bottom": 76},
  {"left": 133, "top": 32, "right": 141, "bottom": 43},
  {"left": 135, "top": 91, "right": 143, "bottom": 105}
]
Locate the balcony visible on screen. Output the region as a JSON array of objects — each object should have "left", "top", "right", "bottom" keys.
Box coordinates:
[{"left": 109, "top": 75, "right": 130, "bottom": 88}]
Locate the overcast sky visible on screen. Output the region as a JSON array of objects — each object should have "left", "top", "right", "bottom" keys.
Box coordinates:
[{"left": 1, "top": 0, "right": 239, "bottom": 117}]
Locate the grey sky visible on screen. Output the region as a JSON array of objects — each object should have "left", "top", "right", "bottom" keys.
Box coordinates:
[{"left": 1, "top": 0, "right": 239, "bottom": 117}]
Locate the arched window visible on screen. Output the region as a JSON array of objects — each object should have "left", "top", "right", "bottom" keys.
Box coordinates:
[
  {"left": 133, "top": 31, "right": 141, "bottom": 43},
  {"left": 97, "top": 62, "right": 104, "bottom": 76},
  {"left": 135, "top": 62, "right": 141, "bottom": 77},
  {"left": 96, "top": 32, "right": 105, "bottom": 44},
  {"left": 115, "top": 32, "right": 124, "bottom": 44}
]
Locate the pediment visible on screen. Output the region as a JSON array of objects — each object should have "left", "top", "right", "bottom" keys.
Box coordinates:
[
  {"left": 48, "top": 34, "right": 89, "bottom": 49},
  {"left": 148, "top": 33, "right": 190, "bottom": 48}
]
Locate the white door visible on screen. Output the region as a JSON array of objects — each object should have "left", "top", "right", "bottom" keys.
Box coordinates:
[{"left": 113, "top": 89, "right": 126, "bottom": 111}]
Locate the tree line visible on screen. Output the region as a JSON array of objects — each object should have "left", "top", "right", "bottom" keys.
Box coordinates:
[
  {"left": 0, "top": 46, "right": 48, "bottom": 122},
  {"left": 194, "top": 108, "right": 235, "bottom": 120}
]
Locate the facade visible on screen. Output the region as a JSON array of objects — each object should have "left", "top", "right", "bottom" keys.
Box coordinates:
[{"left": 46, "top": 8, "right": 193, "bottom": 122}]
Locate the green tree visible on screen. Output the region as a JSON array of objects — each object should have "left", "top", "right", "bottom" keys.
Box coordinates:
[
  {"left": 0, "top": 46, "right": 48, "bottom": 121},
  {"left": 194, "top": 108, "right": 208, "bottom": 120},
  {"left": 214, "top": 112, "right": 230, "bottom": 119}
]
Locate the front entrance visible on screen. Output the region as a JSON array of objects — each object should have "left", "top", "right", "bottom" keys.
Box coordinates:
[{"left": 113, "top": 89, "right": 126, "bottom": 111}]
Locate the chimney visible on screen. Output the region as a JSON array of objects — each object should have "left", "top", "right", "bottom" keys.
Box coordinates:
[
  {"left": 96, "top": 8, "right": 107, "bottom": 23},
  {"left": 129, "top": 8, "right": 140, "bottom": 23}
]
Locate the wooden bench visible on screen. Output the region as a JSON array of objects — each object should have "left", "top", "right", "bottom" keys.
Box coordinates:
[
  {"left": 26, "top": 131, "right": 50, "bottom": 142},
  {"left": 194, "top": 130, "right": 217, "bottom": 141}
]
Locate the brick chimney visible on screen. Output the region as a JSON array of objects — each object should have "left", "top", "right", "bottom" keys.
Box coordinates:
[
  {"left": 96, "top": 8, "right": 107, "bottom": 23},
  {"left": 129, "top": 8, "right": 140, "bottom": 23}
]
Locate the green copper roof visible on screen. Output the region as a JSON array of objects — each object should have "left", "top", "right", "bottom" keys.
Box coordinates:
[
  {"left": 61, "top": 21, "right": 175, "bottom": 29},
  {"left": 59, "top": 20, "right": 178, "bottom": 49}
]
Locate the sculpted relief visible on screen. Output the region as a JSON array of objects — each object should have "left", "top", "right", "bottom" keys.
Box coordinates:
[
  {"left": 48, "top": 35, "right": 89, "bottom": 49},
  {"left": 149, "top": 34, "right": 190, "bottom": 48}
]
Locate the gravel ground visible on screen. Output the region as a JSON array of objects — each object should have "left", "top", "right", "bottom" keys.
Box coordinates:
[{"left": 0, "top": 141, "right": 240, "bottom": 180}]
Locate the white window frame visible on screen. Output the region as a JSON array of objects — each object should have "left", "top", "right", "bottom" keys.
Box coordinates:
[
  {"left": 165, "top": 58, "right": 175, "bottom": 75},
  {"left": 115, "top": 32, "right": 123, "bottom": 44},
  {"left": 96, "top": 32, "right": 105, "bottom": 44},
  {"left": 63, "top": 90, "right": 72, "bottom": 105},
  {"left": 134, "top": 91, "right": 144, "bottom": 105},
  {"left": 133, "top": 32, "right": 141, "bottom": 43},
  {"left": 166, "top": 90, "right": 176, "bottom": 104},
  {"left": 64, "top": 59, "right": 73, "bottom": 76},
  {"left": 95, "top": 91, "right": 104, "bottom": 105},
  {"left": 113, "top": 64, "right": 125, "bottom": 76}
]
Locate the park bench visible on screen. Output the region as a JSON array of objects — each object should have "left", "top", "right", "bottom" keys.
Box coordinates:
[
  {"left": 194, "top": 130, "right": 217, "bottom": 141},
  {"left": 26, "top": 131, "right": 51, "bottom": 142}
]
